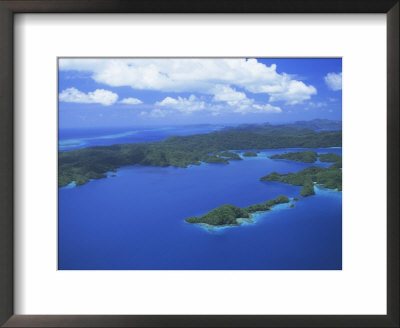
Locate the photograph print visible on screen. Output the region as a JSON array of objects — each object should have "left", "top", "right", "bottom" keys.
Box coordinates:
[{"left": 58, "top": 58, "right": 342, "bottom": 270}]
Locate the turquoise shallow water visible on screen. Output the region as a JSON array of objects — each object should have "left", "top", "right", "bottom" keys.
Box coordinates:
[
  {"left": 59, "top": 147, "right": 342, "bottom": 270},
  {"left": 58, "top": 125, "right": 223, "bottom": 151}
]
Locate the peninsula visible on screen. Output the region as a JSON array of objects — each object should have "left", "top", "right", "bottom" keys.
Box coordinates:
[
  {"left": 269, "top": 151, "right": 341, "bottom": 164},
  {"left": 269, "top": 150, "right": 317, "bottom": 163},
  {"left": 260, "top": 154, "right": 342, "bottom": 195}
]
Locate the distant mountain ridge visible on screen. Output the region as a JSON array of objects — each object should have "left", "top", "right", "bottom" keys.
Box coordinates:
[
  {"left": 223, "top": 119, "right": 342, "bottom": 134},
  {"left": 291, "top": 119, "right": 342, "bottom": 130}
]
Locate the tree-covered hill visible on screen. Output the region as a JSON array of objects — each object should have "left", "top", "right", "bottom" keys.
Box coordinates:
[
  {"left": 260, "top": 154, "right": 342, "bottom": 195},
  {"left": 223, "top": 119, "right": 341, "bottom": 134},
  {"left": 269, "top": 150, "right": 318, "bottom": 163},
  {"left": 268, "top": 151, "right": 342, "bottom": 164}
]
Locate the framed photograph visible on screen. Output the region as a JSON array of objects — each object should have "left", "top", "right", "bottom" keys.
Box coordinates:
[
  {"left": 0, "top": 1, "right": 398, "bottom": 327},
  {"left": 57, "top": 56, "right": 343, "bottom": 271}
]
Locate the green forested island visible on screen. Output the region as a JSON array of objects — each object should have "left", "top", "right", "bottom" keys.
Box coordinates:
[
  {"left": 59, "top": 125, "right": 342, "bottom": 187},
  {"left": 243, "top": 151, "right": 258, "bottom": 157},
  {"left": 260, "top": 154, "right": 342, "bottom": 196},
  {"left": 269, "top": 150, "right": 317, "bottom": 163},
  {"left": 185, "top": 195, "right": 290, "bottom": 226},
  {"left": 269, "top": 151, "right": 341, "bottom": 164},
  {"left": 319, "top": 152, "right": 342, "bottom": 163},
  {"left": 218, "top": 151, "right": 242, "bottom": 160}
]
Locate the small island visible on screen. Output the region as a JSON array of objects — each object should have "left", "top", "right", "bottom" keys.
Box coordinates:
[
  {"left": 269, "top": 150, "right": 317, "bottom": 163},
  {"left": 242, "top": 151, "right": 258, "bottom": 157},
  {"left": 185, "top": 195, "right": 290, "bottom": 226},
  {"left": 215, "top": 151, "right": 243, "bottom": 161}
]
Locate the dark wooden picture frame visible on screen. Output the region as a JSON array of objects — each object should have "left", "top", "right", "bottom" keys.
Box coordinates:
[{"left": 0, "top": 1, "right": 398, "bottom": 327}]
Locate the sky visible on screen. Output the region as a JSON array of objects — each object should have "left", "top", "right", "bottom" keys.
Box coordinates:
[{"left": 58, "top": 58, "right": 342, "bottom": 129}]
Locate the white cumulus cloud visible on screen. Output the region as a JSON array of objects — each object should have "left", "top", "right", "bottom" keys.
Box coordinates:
[
  {"left": 211, "top": 85, "right": 279, "bottom": 114},
  {"left": 212, "top": 85, "right": 255, "bottom": 112},
  {"left": 268, "top": 80, "right": 317, "bottom": 105},
  {"left": 305, "top": 101, "right": 327, "bottom": 110},
  {"left": 59, "top": 58, "right": 317, "bottom": 105},
  {"left": 59, "top": 87, "right": 118, "bottom": 106},
  {"left": 119, "top": 97, "right": 143, "bottom": 105},
  {"left": 212, "top": 85, "right": 248, "bottom": 104},
  {"left": 155, "top": 95, "right": 205, "bottom": 113},
  {"left": 251, "top": 104, "right": 282, "bottom": 113},
  {"left": 324, "top": 72, "right": 342, "bottom": 91},
  {"left": 153, "top": 91, "right": 281, "bottom": 116}
]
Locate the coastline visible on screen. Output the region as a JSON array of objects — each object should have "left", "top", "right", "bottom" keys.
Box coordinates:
[{"left": 60, "top": 146, "right": 342, "bottom": 189}]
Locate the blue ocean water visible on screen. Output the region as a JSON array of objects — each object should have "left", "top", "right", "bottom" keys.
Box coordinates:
[
  {"left": 58, "top": 139, "right": 342, "bottom": 270},
  {"left": 58, "top": 125, "right": 224, "bottom": 151}
]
